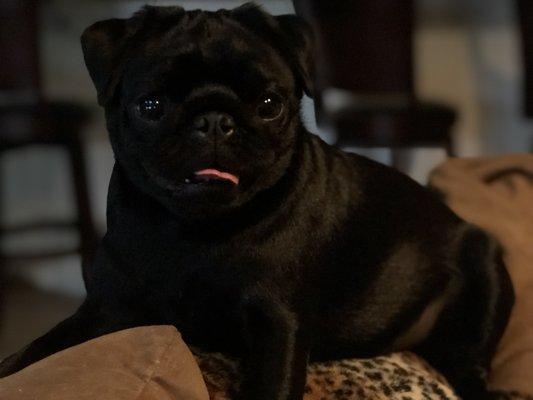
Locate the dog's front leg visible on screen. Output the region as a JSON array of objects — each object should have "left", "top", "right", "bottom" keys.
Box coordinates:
[{"left": 240, "top": 297, "right": 309, "bottom": 400}]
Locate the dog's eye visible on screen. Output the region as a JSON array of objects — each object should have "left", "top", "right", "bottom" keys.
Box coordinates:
[
  {"left": 137, "top": 97, "right": 165, "bottom": 121},
  {"left": 257, "top": 93, "right": 284, "bottom": 121}
]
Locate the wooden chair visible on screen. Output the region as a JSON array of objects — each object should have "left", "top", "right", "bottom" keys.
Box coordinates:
[
  {"left": 517, "top": 0, "right": 533, "bottom": 121},
  {"left": 293, "top": 0, "right": 457, "bottom": 171},
  {"left": 0, "top": 0, "right": 98, "bottom": 284}
]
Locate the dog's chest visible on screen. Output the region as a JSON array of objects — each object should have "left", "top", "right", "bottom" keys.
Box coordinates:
[{"left": 156, "top": 232, "right": 317, "bottom": 346}]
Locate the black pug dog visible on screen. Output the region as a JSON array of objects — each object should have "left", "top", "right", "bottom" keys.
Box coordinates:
[{"left": 0, "top": 4, "right": 514, "bottom": 400}]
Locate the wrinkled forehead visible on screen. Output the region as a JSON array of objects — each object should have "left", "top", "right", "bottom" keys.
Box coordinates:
[{"left": 123, "top": 12, "right": 294, "bottom": 96}]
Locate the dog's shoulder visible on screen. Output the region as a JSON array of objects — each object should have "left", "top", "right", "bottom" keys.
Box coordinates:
[{"left": 302, "top": 132, "right": 460, "bottom": 229}]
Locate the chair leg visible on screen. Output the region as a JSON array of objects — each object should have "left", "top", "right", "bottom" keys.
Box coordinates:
[
  {"left": 0, "top": 160, "right": 4, "bottom": 330},
  {"left": 65, "top": 135, "right": 98, "bottom": 283},
  {"left": 445, "top": 139, "right": 455, "bottom": 158}
]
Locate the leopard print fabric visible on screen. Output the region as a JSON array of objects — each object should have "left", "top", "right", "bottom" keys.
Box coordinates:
[
  {"left": 193, "top": 350, "right": 533, "bottom": 400},
  {"left": 193, "top": 350, "right": 458, "bottom": 400},
  {"left": 303, "top": 353, "right": 458, "bottom": 400}
]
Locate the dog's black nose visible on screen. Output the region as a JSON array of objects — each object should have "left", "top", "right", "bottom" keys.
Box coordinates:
[{"left": 192, "top": 112, "right": 235, "bottom": 140}]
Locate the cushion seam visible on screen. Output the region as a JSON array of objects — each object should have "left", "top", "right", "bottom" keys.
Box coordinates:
[{"left": 133, "top": 329, "right": 178, "bottom": 400}]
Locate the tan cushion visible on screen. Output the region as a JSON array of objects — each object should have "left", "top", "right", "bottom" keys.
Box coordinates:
[
  {"left": 0, "top": 325, "right": 209, "bottom": 400},
  {"left": 429, "top": 154, "right": 533, "bottom": 396}
]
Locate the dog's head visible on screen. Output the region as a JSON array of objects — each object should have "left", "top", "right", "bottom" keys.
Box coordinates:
[{"left": 82, "top": 3, "right": 313, "bottom": 217}]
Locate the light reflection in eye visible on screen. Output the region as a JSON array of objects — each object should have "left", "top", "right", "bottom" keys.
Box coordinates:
[
  {"left": 257, "top": 93, "right": 284, "bottom": 120},
  {"left": 137, "top": 97, "right": 165, "bottom": 121}
]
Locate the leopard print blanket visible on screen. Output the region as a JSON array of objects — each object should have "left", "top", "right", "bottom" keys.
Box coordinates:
[
  {"left": 194, "top": 350, "right": 456, "bottom": 400},
  {"left": 193, "top": 349, "right": 531, "bottom": 400}
]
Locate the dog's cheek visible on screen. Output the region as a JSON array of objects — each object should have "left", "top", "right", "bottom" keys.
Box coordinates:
[
  {"left": 240, "top": 114, "right": 295, "bottom": 169},
  {"left": 239, "top": 131, "right": 278, "bottom": 169},
  {"left": 119, "top": 104, "right": 175, "bottom": 157},
  {"left": 268, "top": 115, "right": 297, "bottom": 154},
  {"left": 104, "top": 106, "right": 131, "bottom": 162},
  {"left": 106, "top": 108, "right": 154, "bottom": 176}
]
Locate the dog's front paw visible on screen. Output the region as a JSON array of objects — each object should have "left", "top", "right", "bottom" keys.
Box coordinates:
[{"left": 0, "top": 351, "right": 26, "bottom": 378}]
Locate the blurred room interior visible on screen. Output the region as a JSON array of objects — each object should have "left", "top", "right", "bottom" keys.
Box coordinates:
[{"left": 0, "top": 0, "right": 532, "bottom": 359}]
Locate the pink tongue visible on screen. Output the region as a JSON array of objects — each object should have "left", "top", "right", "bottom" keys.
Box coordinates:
[{"left": 195, "top": 169, "right": 239, "bottom": 185}]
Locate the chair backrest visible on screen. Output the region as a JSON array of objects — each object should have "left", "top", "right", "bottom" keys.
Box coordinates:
[
  {"left": 0, "top": 0, "right": 41, "bottom": 103},
  {"left": 517, "top": 0, "right": 533, "bottom": 118},
  {"left": 293, "top": 0, "right": 414, "bottom": 96}
]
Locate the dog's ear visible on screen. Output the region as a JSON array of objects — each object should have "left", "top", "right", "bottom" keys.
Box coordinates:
[
  {"left": 81, "top": 18, "right": 135, "bottom": 106},
  {"left": 275, "top": 14, "right": 315, "bottom": 98},
  {"left": 231, "top": 4, "right": 315, "bottom": 98},
  {"left": 81, "top": 6, "right": 186, "bottom": 106}
]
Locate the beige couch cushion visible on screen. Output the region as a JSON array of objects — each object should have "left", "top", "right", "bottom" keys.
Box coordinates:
[
  {"left": 429, "top": 154, "right": 533, "bottom": 396},
  {"left": 0, "top": 325, "right": 209, "bottom": 400}
]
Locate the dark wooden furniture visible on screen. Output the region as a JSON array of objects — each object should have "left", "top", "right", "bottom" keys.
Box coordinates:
[
  {"left": 293, "top": 0, "right": 456, "bottom": 170},
  {"left": 517, "top": 0, "right": 533, "bottom": 120},
  {"left": 0, "top": 0, "right": 98, "bottom": 281}
]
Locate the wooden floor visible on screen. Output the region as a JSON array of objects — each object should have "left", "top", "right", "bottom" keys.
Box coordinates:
[{"left": 0, "top": 278, "right": 82, "bottom": 359}]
